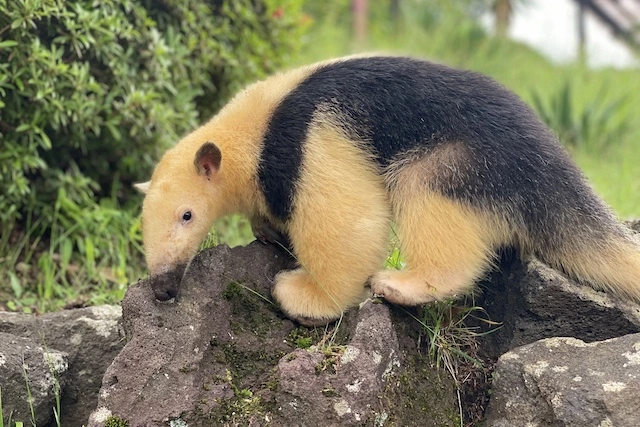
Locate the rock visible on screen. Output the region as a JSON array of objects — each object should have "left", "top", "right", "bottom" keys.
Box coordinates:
[
  {"left": 275, "top": 300, "right": 400, "bottom": 426},
  {"left": 88, "top": 242, "right": 297, "bottom": 427},
  {"left": 90, "top": 242, "right": 460, "bottom": 426},
  {"left": 475, "top": 255, "right": 640, "bottom": 359},
  {"left": 0, "top": 332, "right": 68, "bottom": 426},
  {"left": 3, "top": 227, "right": 639, "bottom": 426},
  {"left": 0, "top": 305, "right": 125, "bottom": 427},
  {"left": 484, "top": 333, "right": 640, "bottom": 427}
]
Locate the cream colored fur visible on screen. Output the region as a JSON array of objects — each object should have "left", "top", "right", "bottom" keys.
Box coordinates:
[
  {"left": 139, "top": 64, "right": 315, "bottom": 276},
  {"left": 272, "top": 122, "right": 390, "bottom": 324},
  {"left": 371, "top": 147, "right": 513, "bottom": 304},
  {"left": 545, "top": 238, "right": 640, "bottom": 301}
]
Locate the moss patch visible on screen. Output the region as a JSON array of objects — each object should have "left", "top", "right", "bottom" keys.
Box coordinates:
[
  {"left": 284, "top": 320, "right": 351, "bottom": 353},
  {"left": 381, "top": 353, "right": 461, "bottom": 426},
  {"left": 201, "top": 361, "right": 281, "bottom": 426},
  {"left": 378, "top": 306, "right": 463, "bottom": 426},
  {"left": 223, "top": 281, "right": 283, "bottom": 338},
  {"left": 196, "top": 281, "right": 293, "bottom": 425},
  {"left": 287, "top": 326, "right": 314, "bottom": 349},
  {"left": 214, "top": 342, "right": 285, "bottom": 382},
  {"left": 314, "top": 346, "right": 344, "bottom": 375},
  {"left": 104, "top": 416, "right": 130, "bottom": 427}
]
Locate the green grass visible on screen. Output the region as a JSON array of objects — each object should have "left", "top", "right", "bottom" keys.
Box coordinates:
[
  {"left": 573, "top": 140, "right": 640, "bottom": 219},
  {"left": 0, "top": 196, "right": 144, "bottom": 313},
  {"left": 21, "top": 355, "right": 36, "bottom": 427},
  {"left": 386, "top": 239, "right": 497, "bottom": 371},
  {"left": 0, "top": 342, "right": 67, "bottom": 427}
]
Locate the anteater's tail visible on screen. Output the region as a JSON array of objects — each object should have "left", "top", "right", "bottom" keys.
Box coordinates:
[{"left": 533, "top": 215, "right": 640, "bottom": 302}]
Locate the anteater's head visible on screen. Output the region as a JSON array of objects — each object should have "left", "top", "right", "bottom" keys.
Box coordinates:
[{"left": 135, "top": 142, "right": 223, "bottom": 300}]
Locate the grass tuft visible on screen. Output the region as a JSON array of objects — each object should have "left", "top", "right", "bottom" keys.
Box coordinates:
[
  {"left": 21, "top": 355, "right": 36, "bottom": 427},
  {"left": 400, "top": 299, "right": 499, "bottom": 427},
  {"left": 41, "top": 335, "right": 62, "bottom": 427},
  {"left": 0, "top": 190, "right": 145, "bottom": 313}
]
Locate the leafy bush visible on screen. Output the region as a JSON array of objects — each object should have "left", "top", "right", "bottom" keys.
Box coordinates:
[
  {"left": 0, "top": 0, "right": 305, "bottom": 225},
  {"left": 530, "top": 79, "right": 634, "bottom": 151},
  {"left": 0, "top": 0, "right": 306, "bottom": 312}
]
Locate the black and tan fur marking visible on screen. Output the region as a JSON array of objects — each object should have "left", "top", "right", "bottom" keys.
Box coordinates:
[{"left": 136, "top": 56, "right": 640, "bottom": 325}]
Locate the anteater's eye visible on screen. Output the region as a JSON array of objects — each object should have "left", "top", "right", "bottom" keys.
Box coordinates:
[{"left": 182, "top": 211, "right": 192, "bottom": 222}]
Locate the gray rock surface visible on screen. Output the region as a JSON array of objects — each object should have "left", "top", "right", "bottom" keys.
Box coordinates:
[
  {"left": 89, "top": 242, "right": 459, "bottom": 427},
  {"left": 476, "top": 256, "right": 640, "bottom": 358},
  {"left": 0, "top": 332, "right": 68, "bottom": 426},
  {"left": 484, "top": 333, "right": 640, "bottom": 427},
  {"left": 276, "top": 300, "right": 400, "bottom": 426},
  {"left": 88, "top": 242, "right": 298, "bottom": 427},
  {"left": 3, "top": 224, "right": 637, "bottom": 426},
  {"left": 0, "top": 305, "right": 124, "bottom": 427}
]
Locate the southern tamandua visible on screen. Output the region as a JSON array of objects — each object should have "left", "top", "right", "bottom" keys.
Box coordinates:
[{"left": 135, "top": 55, "right": 640, "bottom": 326}]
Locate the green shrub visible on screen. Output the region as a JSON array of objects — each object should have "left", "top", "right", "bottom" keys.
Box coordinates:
[
  {"left": 530, "top": 79, "right": 634, "bottom": 151},
  {"left": 0, "top": 0, "right": 305, "bottom": 225},
  {"left": 0, "top": 0, "right": 306, "bottom": 312}
]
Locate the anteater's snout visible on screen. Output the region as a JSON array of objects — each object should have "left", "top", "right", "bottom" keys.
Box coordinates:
[{"left": 151, "top": 265, "right": 186, "bottom": 301}]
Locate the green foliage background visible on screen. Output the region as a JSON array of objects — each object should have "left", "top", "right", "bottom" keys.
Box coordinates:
[
  {"left": 0, "top": 0, "right": 304, "bottom": 225},
  {"left": 0, "top": 0, "right": 305, "bottom": 311}
]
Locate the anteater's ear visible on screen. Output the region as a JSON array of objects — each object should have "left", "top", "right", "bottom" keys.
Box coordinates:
[
  {"left": 134, "top": 181, "right": 151, "bottom": 194},
  {"left": 194, "top": 142, "right": 222, "bottom": 179}
]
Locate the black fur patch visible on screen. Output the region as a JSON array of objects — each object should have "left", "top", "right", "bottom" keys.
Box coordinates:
[
  {"left": 258, "top": 56, "right": 614, "bottom": 246},
  {"left": 258, "top": 84, "right": 316, "bottom": 219}
]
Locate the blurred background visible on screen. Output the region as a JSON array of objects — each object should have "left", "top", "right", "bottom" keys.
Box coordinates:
[{"left": 1, "top": 0, "right": 639, "bottom": 313}]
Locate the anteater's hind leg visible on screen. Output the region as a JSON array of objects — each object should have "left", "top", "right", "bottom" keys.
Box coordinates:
[
  {"left": 371, "top": 151, "right": 509, "bottom": 305},
  {"left": 271, "top": 125, "right": 390, "bottom": 325}
]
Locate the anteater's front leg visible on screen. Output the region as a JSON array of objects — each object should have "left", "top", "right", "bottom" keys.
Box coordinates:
[
  {"left": 271, "top": 127, "right": 390, "bottom": 326},
  {"left": 251, "top": 215, "right": 292, "bottom": 251}
]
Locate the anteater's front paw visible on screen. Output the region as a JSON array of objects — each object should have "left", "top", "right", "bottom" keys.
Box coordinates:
[
  {"left": 251, "top": 216, "right": 292, "bottom": 250},
  {"left": 370, "top": 270, "right": 439, "bottom": 306},
  {"left": 272, "top": 269, "right": 343, "bottom": 326}
]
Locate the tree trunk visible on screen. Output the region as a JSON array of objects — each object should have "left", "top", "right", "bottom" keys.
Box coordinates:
[
  {"left": 494, "top": 0, "right": 512, "bottom": 38},
  {"left": 353, "top": 0, "right": 368, "bottom": 49}
]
